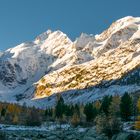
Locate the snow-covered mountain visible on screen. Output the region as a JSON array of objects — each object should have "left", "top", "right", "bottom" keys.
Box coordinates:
[
  {"left": 1, "top": 16, "right": 140, "bottom": 108},
  {"left": 0, "top": 28, "right": 95, "bottom": 103}
]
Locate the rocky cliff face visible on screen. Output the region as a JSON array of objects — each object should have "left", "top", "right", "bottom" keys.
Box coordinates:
[
  {"left": 1, "top": 16, "right": 140, "bottom": 108},
  {"left": 0, "top": 27, "right": 97, "bottom": 103},
  {"left": 34, "top": 17, "right": 140, "bottom": 101}
]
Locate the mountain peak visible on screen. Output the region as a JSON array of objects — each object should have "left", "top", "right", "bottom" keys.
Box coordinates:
[
  {"left": 33, "top": 16, "right": 140, "bottom": 106},
  {"left": 1, "top": 16, "right": 140, "bottom": 108},
  {"left": 75, "top": 33, "right": 95, "bottom": 50},
  {"left": 34, "top": 29, "right": 52, "bottom": 44},
  {"left": 95, "top": 16, "right": 140, "bottom": 42}
]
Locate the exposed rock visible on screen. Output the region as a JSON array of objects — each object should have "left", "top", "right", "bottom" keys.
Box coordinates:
[
  {"left": 82, "top": 136, "right": 96, "bottom": 140},
  {"left": 115, "top": 133, "right": 135, "bottom": 140},
  {"left": 83, "top": 128, "right": 97, "bottom": 138},
  {"left": 0, "top": 127, "right": 140, "bottom": 140},
  {"left": 2, "top": 16, "right": 140, "bottom": 109}
]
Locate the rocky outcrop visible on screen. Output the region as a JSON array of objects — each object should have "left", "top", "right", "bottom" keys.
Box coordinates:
[
  {"left": 1, "top": 126, "right": 140, "bottom": 140},
  {"left": 34, "top": 16, "right": 140, "bottom": 101},
  {"left": 1, "top": 16, "right": 140, "bottom": 107}
]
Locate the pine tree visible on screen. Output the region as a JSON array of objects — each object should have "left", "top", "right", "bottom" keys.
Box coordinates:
[
  {"left": 74, "top": 104, "right": 80, "bottom": 116},
  {"left": 0, "top": 107, "right": 6, "bottom": 122},
  {"left": 64, "top": 105, "right": 73, "bottom": 117},
  {"left": 135, "top": 98, "right": 140, "bottom": 130},
  {"left": 1, "top": 108, "right": 6, "bottom": 117},
  {"left": 109, "top": 95, "right": 121, "bottom": 117},
  {"left": 120, "top": 93, "right": 133, "bottom": 121},
  {"left": 100, "top": 95, "right": 112, "bottom": 116},
  {"left": 96, "top": 113, "right": 107, "bottom": 134},
  {"left": 79, "top": 104, "right": 85, "bottom": 122},
  {"left": 95, "top": 113, "right": 122, "bottom": 137},
  {"left": 45, "top": 108, "right": 48, "bottom": 116},
  {"left": 84, "top": 103, "right": 97, "bottom": 122},
  {"left": 55, "top": 95, "right": 65, "bottom": 119}
]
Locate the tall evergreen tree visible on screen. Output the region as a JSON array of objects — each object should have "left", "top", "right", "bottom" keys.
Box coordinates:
[
  {"left": 135, "top": 98, "right": 140, "bottom": 130},
  {"left": 55, "top": 95, "right": 65, "bottom": 119},
  {"left": 100, "top": 95, "right": 112, "bottom": 116},
  {"left": 84, "top": 103, "right": 97, "bottom": 122},
  {"left": 109, "top": 95, "right": 121, "bottom": 117},
  {"left": 45, "top": 108, "right": 48, "bottom": 117},
  {"left": 120, "top": 93, "right": 133, "bottom": 121},
  {"left": 1, "top": 108, "right": 6, "bottom": 117},
  {"left": 74, "top": 104, "right": 80, "bottom": 116},
  {"left": 64, "top": 105, "right": 73, "bottom": 117}
]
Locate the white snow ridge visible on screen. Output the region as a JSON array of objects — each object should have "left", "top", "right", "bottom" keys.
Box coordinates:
[{"left": 1, "top": 16, "right": 140, "bottom": 108}]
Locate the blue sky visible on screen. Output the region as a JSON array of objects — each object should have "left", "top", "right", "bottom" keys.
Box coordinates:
[{"left": 0, "top": 0, "right": 140, "bottom": 51}]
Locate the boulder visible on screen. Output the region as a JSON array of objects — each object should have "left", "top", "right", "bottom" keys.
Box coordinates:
[
  {"left": 82, "top": 136, "right": 96, "bottom": 140},
  {"left": 115, "top": 133, "right": 135, "bottom": 140},
  {"left": 96, "top": 135, "right": 108, "bottom": 140},
  {"left": 84, "top": 128, "right": 97, "bottom": 138}
]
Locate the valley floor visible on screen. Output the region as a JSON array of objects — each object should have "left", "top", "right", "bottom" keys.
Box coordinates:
[{"left": 0, "top": 123, "right": 140, "bottom": 140}]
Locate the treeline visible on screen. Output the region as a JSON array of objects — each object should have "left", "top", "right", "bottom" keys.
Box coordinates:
[
  {"left": 45, "top": 93, "right": 140, "bottom": 137},
  {"left": 51, "top": 93, "right": 138, "bottom": 122},
  {"left": 0, "top": 102, "right": 44, "bottom": 126},
  {"left": 0, "top": 92, "right": 139, "bottom": 137}
]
